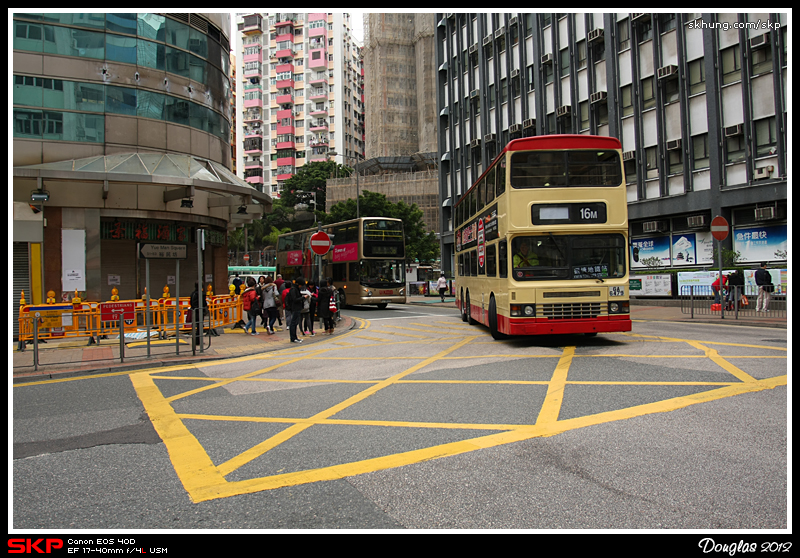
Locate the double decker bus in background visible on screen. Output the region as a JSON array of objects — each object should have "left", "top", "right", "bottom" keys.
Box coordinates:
[
  {"left": 455, "top": 135, "right": 631, "bottom": 338},
  {"left": 276, "top": 217, "right": 406, "bottom": 309}
]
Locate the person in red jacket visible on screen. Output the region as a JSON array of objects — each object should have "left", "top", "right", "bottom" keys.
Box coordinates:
[
  {"left": 711, "top": 274, "right": 728, "bottom": 305},
  {"left": 241, "top": 277, "right": 259, "bottom": 335}
]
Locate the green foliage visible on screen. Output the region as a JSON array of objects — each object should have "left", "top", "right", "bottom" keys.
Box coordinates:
[
  {"left": 721, "top": 248, "right": 742, "bottom": 267},
  {"left": 265, "top": 225, "right": 291, "bottom": 248},
  {"left": 323, "top": 190, "right": 440, "bottom": 264},
  {"left": 280, "top": 160, "right": 349, "bottom": 214}
]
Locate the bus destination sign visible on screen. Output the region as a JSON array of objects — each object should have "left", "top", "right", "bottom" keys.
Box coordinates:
[{"left": 530, "top": 202, "right": 607, "bottom": 225}]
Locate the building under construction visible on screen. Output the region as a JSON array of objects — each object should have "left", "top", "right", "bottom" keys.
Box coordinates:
[
  {"left": 326, "top": 14, "right": 440, "bottom": 241},
  {"left": 326, "top": 153, "right": 439, "bottom": 234}
]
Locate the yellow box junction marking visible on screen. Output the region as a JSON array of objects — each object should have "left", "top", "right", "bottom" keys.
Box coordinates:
[{"left": 119, "top": 324, "right": 786, "bottom": 503}]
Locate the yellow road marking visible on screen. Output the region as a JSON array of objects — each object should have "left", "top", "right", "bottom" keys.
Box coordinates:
[
  {"left": 380, "top": 325, "right": 468, "bottom": 336},
  {"left": 535, "top": 346, "right": 575, "bottom": 426},
  {"left": 215, "top": 335, "right": 480, "bottom": 478},
  {"left": 115, "top": 323, "right": 787, "bottom": 503},
  {"left": 163, "top": 349, "right": 331, "bottom": 403},
  {"left": 373, "top": 329, "right": 428, "bottom": 339},
  {"left": 685, "top": 341, "right": 757, "bottom": 383},
  {"left": 183, "top": 375, "right": 788, "bottom": 500},
  {"left": 624, "top": 332, "right": 786, "bottom": 351}
]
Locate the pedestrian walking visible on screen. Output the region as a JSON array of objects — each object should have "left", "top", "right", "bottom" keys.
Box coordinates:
[
  {"left": 286, "top": 277, "right": 308, "bottom": 343},
  {"left": 317, "top": 279, "right": 336, "bottom": 335},
  {"left": 281, "top": 281, "right": 293, "bottom": 336},
  {"left": 274, "top": 274, "right": 285, "bottom": 330},
  {"left": 755, "top": 262, "right": 774, "bottom": 312},
  {"left": 305, "top": 280, "right": 318, "bottom": 336},
  {"left": 328, "top": 277, "right": 342, "bottom": 322},
  {"left": 232, "top": 272, "right": 243, "bottom": 295},
  {"left": 299, "top": 280, "right": 311, "bottom": 336},
  {"left": 241, "top": 277, "right": 259, "bottom": 335},
  {"left": 189, "top": 282, "right": 206, "bottom": 346},
  {"left": 436, "top": 273, "right": 449, "bottom": 303},
  {"left": 726, "top": 269, "right": 745, "bottom": 310},
  {"left": 259, "top": 276, "right": 279, "bottom": 334}
]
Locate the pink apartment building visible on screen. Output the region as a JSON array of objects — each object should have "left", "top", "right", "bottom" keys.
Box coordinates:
[{"left": 235, "top": 13, "right": 365, "bottom": 198}]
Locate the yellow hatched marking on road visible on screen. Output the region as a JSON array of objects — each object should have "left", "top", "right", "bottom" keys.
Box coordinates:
[
  {"left": 124, "top": 320, "right": 788, "bottom": 503},
  {"left": 212, "top": 335, "right": 478, "bottom": 480},
  {"left": 372, "top": 329, "right": 429, "bottom": 339},
  {"left": 380, "top": 325, "right": 469, "bottom": 336},
  {"left": 354, "top": 335, "right": 392, "bottom": 342},
  {"left": 685, "top": 341, "right": 758, "bottom": 383},
  {"left": 535, "top": 346, "right": 575, "bottom": 426},
  {"left": 177, "top": 413, "right": 530, "bottom": 432}
]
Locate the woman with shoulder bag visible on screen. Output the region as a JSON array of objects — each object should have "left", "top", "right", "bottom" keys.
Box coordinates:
[{"left": 260, "top": 276, "right": 279, "bottom": 334}]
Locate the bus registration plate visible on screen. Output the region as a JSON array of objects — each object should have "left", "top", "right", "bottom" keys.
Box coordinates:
[{"left": 609, "top": 286, "right": 625, "bottom": 297}]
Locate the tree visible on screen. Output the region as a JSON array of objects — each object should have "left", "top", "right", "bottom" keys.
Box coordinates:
[
  {"left": 323, "top": 190, "right": 440, "bottom": 264},
  {"left": 280, "top": 160, "right": 349, "bottom": 217}
]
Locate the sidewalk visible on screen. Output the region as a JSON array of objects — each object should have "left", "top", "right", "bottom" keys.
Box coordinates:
[
  {"left": 11, "top": 316, "right": 354, "bottom": 383},
  {"left": 12, "top": 298, "right": 785, "bottom": 382}
]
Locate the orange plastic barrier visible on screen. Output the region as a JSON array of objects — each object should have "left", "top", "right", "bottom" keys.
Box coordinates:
[{"left": 17, "top": 293, "right": 244, "bottom": 343}]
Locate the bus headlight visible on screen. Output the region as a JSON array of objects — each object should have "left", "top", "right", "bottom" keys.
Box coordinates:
[
  {"left": 510, "top": 304, "right": 536, "bottom": 317},
  {"left": 608, "top": 301, "right": 630, "bottom": 314}
]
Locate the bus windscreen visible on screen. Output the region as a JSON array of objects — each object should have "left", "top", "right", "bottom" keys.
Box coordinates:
[{"left": 510, "top": 150, "right": 623, "bottom": 188}]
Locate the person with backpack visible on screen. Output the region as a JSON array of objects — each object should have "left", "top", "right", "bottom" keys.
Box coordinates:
[
  {"left": 241, "top": 277, "right": 260, "bottom": 335},
  {"left": 755, "top": 262, "right": 774, "bottom": 312}
]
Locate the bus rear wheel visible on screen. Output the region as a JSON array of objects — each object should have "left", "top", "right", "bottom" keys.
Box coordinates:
[
  {"left": 466, "top": 292, "right": 477, "bottom": 325},
  {"left": 377, "top": 303, "right": 388, "bottom": 310}
]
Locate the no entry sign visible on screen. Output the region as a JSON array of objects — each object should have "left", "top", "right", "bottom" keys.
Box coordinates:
[
  {"left": 310, "top": 230, "right": 332, "bottom": 256},
  {"left": 711, "top": 216, "right": 729, "bottom": 241}
]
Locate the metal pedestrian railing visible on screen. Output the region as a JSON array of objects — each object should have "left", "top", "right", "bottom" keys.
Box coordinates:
[
  {"left": 16, "top": 293, "right": 245, "bottom": 371},
  {"left": 679, "top": 285, "right": 786, "bottom": 319}
]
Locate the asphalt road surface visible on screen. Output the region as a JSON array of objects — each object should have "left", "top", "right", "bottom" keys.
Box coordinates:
[{"left": 12, "top": 304, "right": 787, "bottom": 531}]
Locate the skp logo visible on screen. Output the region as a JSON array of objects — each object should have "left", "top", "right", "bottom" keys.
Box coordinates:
[{"left": 8, "top": 539, "right": 64, "bottom": 554}]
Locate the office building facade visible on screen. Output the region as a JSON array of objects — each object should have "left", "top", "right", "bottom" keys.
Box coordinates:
[
  {"left": 12, "top": 12, "right": 271, "bottom": 334},
  {"left": 435, "top": 13, "right": 787, "bottom": 276}
]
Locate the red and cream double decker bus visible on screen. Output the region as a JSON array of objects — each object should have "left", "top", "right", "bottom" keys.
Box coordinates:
[
  {"left": 454, "top": 135, "right": 631, "bottom": 338},
  {"left": 277, "top": 217, "right": 406, "bottom": 309}
]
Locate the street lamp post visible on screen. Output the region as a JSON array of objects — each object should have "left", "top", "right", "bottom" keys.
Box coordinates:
[{"left": 329, "top": 150, "right": 363, "bottom": 218}]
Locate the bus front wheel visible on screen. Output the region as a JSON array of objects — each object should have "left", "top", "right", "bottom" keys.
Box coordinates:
[{"left": 489, "top": 296, "right": 506, "bottom": 340}]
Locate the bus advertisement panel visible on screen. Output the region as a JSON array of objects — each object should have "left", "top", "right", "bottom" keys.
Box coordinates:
[
  {"left": 454, "top": 135, "right": 631, "bottom": 338},
  {"left": 276, "top": 218, "right": 407, "bottom": 309}
]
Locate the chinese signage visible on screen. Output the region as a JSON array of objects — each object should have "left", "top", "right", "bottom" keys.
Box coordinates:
[
  {"left": 138, "top": 243, "right": 188, "bottom": 259},
  {"left": 102, "top": 220, "right": 227, "bottom": 246},
  {"left": 733, "top": 225, "right": 786, "bottom": 262}
]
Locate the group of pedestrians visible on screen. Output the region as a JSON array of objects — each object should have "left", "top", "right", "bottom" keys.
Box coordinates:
[
  {"left": 710, "top": 262, "right": 776, "bottom": 312},
  {"left": 239, "top": 274, "right": 339, "bottom": 343}
]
